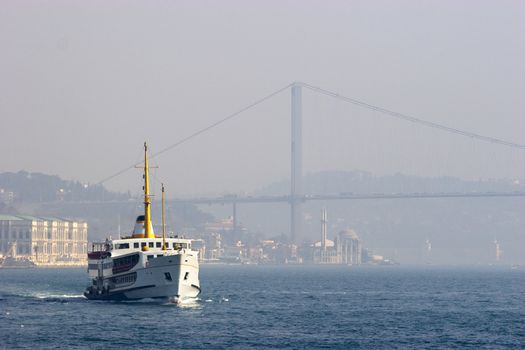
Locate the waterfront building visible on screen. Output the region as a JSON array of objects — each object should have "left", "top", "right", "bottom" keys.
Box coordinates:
[
  {"left": 335, "top": 229, "right": 362, "bottom": 265},
  {"left": 312, "top": 239, "right": 339, "bottom": 264},
  {"left": 313, "top": 209, "right": 339, "bottom": 264},
  {"left": 0, "top": 215, "right": 88, "bottom": 266},
  {"left": 311, "top": 210, "right": 362, "bottom": 265}
]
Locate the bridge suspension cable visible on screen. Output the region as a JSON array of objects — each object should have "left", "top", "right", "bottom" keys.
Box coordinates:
[
  {"left": 98, "top": 81, "right": 524, "bottom": 185},
  {"left": 97, "top": 83, "right": 292, "bottom": 185},
  {"left": 298, "top": 82, "right": 525, "bottom": 150}
]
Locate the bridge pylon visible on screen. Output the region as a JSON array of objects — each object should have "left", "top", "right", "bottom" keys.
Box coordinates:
[{"left": 291, "top": 83, "right": 303, "bottom": 244}]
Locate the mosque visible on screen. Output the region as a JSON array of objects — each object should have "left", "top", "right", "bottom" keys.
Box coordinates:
[{"left": 312, "top": 209, "right": 362, "bottom": 265}]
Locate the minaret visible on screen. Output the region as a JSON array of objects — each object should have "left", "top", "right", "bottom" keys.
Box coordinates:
[
  {"left": 321, "top": 209, "right": 327, "bottom": 252},
  {"left": 143, "top": 142, "right": 155, "bottom": 239}
]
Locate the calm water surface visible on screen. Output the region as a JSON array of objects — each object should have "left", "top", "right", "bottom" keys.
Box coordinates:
[{"left": 0, "top": 265, "right": 523, "bottom": 349}]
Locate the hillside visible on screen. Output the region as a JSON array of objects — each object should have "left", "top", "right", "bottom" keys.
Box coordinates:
[
  {"left": 0, "top": 171, "right": 214, "bottom": 240},
  {"left": 0, "top": 170, "right": 127, "bottom": 203}
]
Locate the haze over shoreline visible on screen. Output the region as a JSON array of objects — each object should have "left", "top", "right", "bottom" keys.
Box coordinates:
[{"left": 1, "top": 1, "right": 524, "bottom": 194}]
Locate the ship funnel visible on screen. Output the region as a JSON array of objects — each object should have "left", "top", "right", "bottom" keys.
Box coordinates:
[{"left": 132, "top": 215, "right": 154, "bottom": 238}]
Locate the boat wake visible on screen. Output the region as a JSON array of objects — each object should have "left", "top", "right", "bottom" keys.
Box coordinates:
[
  {"left": 0, "top": 290, "right": 86, "bottom": 303},
  {"left": 33, "top": 293, "right": 85, "bottom": 300},
  {"left": 199, "top": 297, "right": 230, "bottom": 303}
]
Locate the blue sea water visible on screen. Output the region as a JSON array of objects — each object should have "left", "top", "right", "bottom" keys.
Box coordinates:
[{"left": 0, "top": 265, "right": 523, "bottom": 349}]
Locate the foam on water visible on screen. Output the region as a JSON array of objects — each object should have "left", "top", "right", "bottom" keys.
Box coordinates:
[
  {"left": 176, "top": 298, "right": 202, "bottom": 309},
  {"left": 33, "top": 293, "right": 85, "bottom": 299}
]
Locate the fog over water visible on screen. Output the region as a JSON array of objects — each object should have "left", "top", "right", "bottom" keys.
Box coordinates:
[
  {"left": 1, "top": 1, "right": 524, "bottom": 264},
  {"left": 1, "top": 0, "right": 524, "bottom": 196}
]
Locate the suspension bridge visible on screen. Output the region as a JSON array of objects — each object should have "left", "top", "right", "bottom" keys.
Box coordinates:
[{"left": 98, "top": 82, "right": 525, "bottom": 243}]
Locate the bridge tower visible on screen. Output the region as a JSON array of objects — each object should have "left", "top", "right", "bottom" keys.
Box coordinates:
[{"left": 291, "top": 83, "right": 303, "bottom": 244}]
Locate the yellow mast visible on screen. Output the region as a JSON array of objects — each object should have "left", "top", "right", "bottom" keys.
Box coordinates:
[
  {"left": 143, "top": 142, "right": 155, "bottom": 239},
  {"left": 161, "top": 183, "right": 167, "bottom": 250}
]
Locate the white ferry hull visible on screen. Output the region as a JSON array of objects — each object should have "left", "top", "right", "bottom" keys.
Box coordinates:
[
  {"left": 85, "top": 253, "right": 200, "bottom": 301},
  {"left": 122, "top": 256, "right": 200, "bottom": 300}
]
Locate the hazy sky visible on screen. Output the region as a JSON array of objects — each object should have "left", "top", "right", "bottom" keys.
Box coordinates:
[{"left": 1, "top": 0, "right": 524, "bottom": 196}]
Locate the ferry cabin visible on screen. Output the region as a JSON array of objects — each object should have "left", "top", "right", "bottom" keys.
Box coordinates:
[{"left": 87, "top": 237, "right": 195, "bottom": 279}]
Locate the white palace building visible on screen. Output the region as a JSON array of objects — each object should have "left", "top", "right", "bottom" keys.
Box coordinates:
[{"left": 0, "top": 215, "right": 88, "bottom": 267}]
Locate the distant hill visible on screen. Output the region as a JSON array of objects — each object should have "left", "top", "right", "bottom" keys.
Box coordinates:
[
  {"left": 258, "top": 170, "right": 523, "bottom": 195},
  {"left": 0, "top": 170, "right": 128, "bottom": 203},
  {"left": 0, "top": 171, "right": 214, "bottom": 241}
]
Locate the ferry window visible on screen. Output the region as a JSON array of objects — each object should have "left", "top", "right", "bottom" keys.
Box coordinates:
[
  {"left": 156, "top": 242, "right": 161, "bottom": 248},
  {"left": 148, "top": 242, "right": 154, "bottom": 248},
  {"left": 141, "top": 242, "right": 146, "bottom": 248},
  {"left": 112, "top": 254, "right": 140, "bottom": 273},
  {"left": 174, "top": 243, "right": 182, "bottom": 250},
  {"left": 147, "top": 255, "right": 154, "bottom": 260},
  {"left": 115, "top": 243, "right": 129, "bottom": 249},
  {"left": 134, "top": 243, "right": 139, "bottom": 248},
  {"left": 181, "top": 243, "right": 187, "bottom": 249}
]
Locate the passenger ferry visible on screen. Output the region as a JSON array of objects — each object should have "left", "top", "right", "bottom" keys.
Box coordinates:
[{"left": 84, "top": 143, "right": 200, "bottom": 301}]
